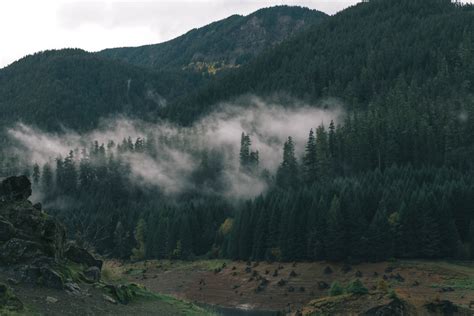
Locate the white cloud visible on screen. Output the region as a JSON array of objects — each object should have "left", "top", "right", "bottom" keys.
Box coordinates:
[{"left": 7, "top": 96, "right": 344, "bottom": 198}]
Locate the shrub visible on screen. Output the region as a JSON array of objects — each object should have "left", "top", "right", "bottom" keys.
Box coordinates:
[
  {"left": 388, "top": 289, "right": 398, "bottom": 299},
  {"left": 377, "top": 279, "right": 389, "bottom": 293},
  {"left": 329, "top": 281, "right": 344, "bottom": 296},
  {"left": 346, "top": 279, "right": 368, "bottom": 295}
]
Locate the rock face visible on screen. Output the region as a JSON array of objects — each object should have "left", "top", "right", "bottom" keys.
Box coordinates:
[
  {"left": 65, "top": 243, "right": 103, "bottom": 270},
  {"left": 0, "top": 175, "right": 32, "bottom": 202},
  {"left": 0, "top": 176, "right": 102, "bottom": 289},
  {"left": 0, "top": 176, "right": 66, "bottom": 266},
  {"left": 364, "top": 298, "right": 409, "bottom": 315}
]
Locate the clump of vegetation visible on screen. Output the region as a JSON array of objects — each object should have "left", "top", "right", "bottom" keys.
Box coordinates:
[
  {"left": 377, "top": 279, "right": 389, "bottom": 293},
  {"left": 388, "top": 289, "right": 398, "bottom": 300},
  {"left": 329, "top": 281, "right": 344, "bottom": 296},
  {"left": 432, "top": 277, "right": 474, "bottom": 291},
  {"left": 346, "top": 279, "right": 368, "bottom": 295},
  {"left": 101, "top": 261, "right": 124, "bottom": 282},
  {"left": 0, "top": 283, "right": 23, "bottom": 313}
]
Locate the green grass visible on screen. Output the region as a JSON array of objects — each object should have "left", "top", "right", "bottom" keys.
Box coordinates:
[
  {"left": 432, "top": 277, "right": 474, "bottom": 290},
  {"left": 154, "top": 293, "right": 215, "bottom": 316}
]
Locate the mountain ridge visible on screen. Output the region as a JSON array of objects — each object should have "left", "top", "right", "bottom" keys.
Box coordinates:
[{"left": 98, "top": 5, "right": 328, "bottom": 73}]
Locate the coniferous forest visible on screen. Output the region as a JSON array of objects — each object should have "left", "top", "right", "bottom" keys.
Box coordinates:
[{"left": 1, "top": 0, "right": 474, "bottom": 264}]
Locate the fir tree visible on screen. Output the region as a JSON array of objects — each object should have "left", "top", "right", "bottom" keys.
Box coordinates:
[{"left": 276, "top": 137, "right": 299, "bottom": 188}]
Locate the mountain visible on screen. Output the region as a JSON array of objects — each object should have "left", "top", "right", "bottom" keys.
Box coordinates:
[
  {"left": 169, "top": 0, "right": 474, "bottom": 122},
  {"left": 0, "top": 6, "right": 326, "bottom": 136},
  {"left": 99, "top": 6, "right": 328, "bottom": 73},
  {"left": 0, "top": 49, "right": 202, "bottom": 134}
]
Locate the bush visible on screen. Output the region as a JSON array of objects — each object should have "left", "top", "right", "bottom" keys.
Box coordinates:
[
  {"left": 388, "top": 289, "right": 398, "bottom": 299},
  {"left": 346, "top": 279, "right": 368, "bottom": 295},
  {"left": 377, "top": 279, "right": 389, "bottom": 293},
  {"left": 329, "top": 281, "right": 344, "bottom": 296}
]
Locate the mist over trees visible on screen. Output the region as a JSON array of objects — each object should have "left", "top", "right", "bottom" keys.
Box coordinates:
[{"left": 5, "top": 101, "right": 473, "bottom": 261}]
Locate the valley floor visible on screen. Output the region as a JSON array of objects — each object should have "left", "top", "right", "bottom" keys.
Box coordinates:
[
  {"left": 114, "top": 259, "right": 474, "bottom": 315},
  {"left": 0, "top": 273, "right": 211, "bottom": 316},
  {"left": 2, "top": 260, "right": 474, "bottom": 315}
]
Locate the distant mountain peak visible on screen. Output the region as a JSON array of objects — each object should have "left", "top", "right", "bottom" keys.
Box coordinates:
[{"left": 99, "top": 6, "right": 327, "bottom": 73}]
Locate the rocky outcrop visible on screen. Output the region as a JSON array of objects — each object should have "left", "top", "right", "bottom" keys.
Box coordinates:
[
  {"left": 364, "top": 298, "right": 409, "bottom": 315},
  {"left": 0, "top": 176, "right": 32, "bottom": 202},
  {"left": 0, "top": 177, "right": 66, "bottom": 266},
  {"left": 65, "top": 243, "right": 103, "bottom": 270},
  {"left": 0, "top": 176, "right": 102, "bottom": 290}
]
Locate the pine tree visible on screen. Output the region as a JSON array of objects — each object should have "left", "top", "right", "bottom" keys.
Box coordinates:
[
  {"left": 113, "top": 221, "right": 130, "bottom": 259},
  {"left": 131, "top": 218, "right": 146, "bottom": 260},
  {"left": 276, "top": 137, "right": 299, "bottom": 188},
  {"left": 41, "top": 163, "right": 53, "bottom": 190},
  {"left": 239, "top": 132, "right": 250, "bottom": 169},
  {"left": 469, "top": 220, "right": 474, "bottom": 259},
  {"left": 303, "top": 129, "right": 318, "bottom": 184},
  {"left": 32, "top": 163, "right": 40, "bottom": 185},
  {"left": 316, "top": 125, "right": 331, "bottom": 180},
  {"left": 325, "top": 196, "right": 345, "bottom": 261},
  {"left": 63, "top": 151, "right": 77, "bottom": 193},
  {"left": 240, "top": 133, "right": 258, "bottom": 173}
]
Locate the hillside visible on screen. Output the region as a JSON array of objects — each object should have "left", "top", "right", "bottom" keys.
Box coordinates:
[
  {"left": 116, "top": 259, "right": 474, "bottom": 315},
  {"left": 99, "top": 6, "right": 327, "bottom": 73},
  {"left": 0, "top": 176, "right": 211, "bottom": 315},
  {"left": 170, "top": 0, "right": 474, "bottom": 122},
  {"left": 0, "top": 6, "right": 326, "bottom": 137},
  {"left": 0, "top": 49, "right": 202, "bottom": 134}
]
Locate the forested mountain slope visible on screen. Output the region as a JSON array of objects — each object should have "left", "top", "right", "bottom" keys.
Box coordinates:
[
  {"left": 0, "top": 6, "right": 327, "bottom": 137},
  {"left": 0, "top": 49, "right": 201, "bottom": 134},
  {"left": 1, "top": 0, "right": 473, "bottom": 264},
  {"left": 171, "top": 0, "right": 474, "bottom": 122},
  {"left": 99, "top": 6, "right": 327, "bottom": 73}
]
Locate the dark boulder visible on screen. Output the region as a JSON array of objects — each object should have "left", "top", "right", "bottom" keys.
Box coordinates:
[
  {"left": 324, "top": 266, "right": 333, "bottom": 274},
  {"left": 318, "top": 281, "right": 330, "bottom": 290},
  {"left": 84, "top": 266, "right": 101, "bottom": 283},
  {"left": 65, "top": 243, "right": 103, "bottom": 269},
  {"left": 277, "top": 279, "right": 287, "bottom": 286},
  {"left": 364, "top": 298, "right": 408, "bottom": 315},
  {"left": 0, "top": 176, "right": 31, "bottom": 202},
  {"left": 0, "top": 238, "right": 44, "bottom": 265},
  {"left": 424, "top": 300, "right": 458, "bottom": 315},
  {"left": 40, "top": 267, "right": 64, "bottom": 289}
]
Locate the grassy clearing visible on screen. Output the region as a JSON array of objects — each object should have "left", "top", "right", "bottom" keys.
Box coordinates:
[
  {"left": 102, "top": 261, "right": 127, "bottom": 282},
  {"left": 398, "top": 260, "right": 474, "bottom": 274},
  {"left": 432, "top": 277, "right": 474, "bottom": 290},
  {"left": 99, "top": 261, "right": 215, "bottom": 315},
  {"left": 116, "top": 259, "right": 230, "bottom": 274},
  {"left": 397, "top": 260, "right": 474, "bottom": 291},
  {"left": 154, "top": 293, "right": 215, "bottom": 316}
]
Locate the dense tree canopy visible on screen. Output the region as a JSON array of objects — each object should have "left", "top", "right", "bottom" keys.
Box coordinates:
[{"left": 0, "top": 0, "right": 473, "bottom": 262}]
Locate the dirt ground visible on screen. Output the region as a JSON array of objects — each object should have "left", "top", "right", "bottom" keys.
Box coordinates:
[
  {"left": 3, "top": 260, "right": 473, "bottom": 315},
  {"left": 118, "top": 260, "right": 474, "bottom": 314},
  {"left": 0, "top": 272, "right": 210, "bottom": 316}
]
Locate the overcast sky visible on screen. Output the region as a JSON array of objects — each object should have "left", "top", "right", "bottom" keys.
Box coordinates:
[{"left": 0, "top": 0, "right": 364, "bottom": 68}]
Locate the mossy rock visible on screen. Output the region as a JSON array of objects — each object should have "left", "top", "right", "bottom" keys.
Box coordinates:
[
  {"left": 0, "top": 283, "right": 23, "bottom": 312},
  {"left": 102, "top": 283, "right": 154, "bottom": 305}
]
